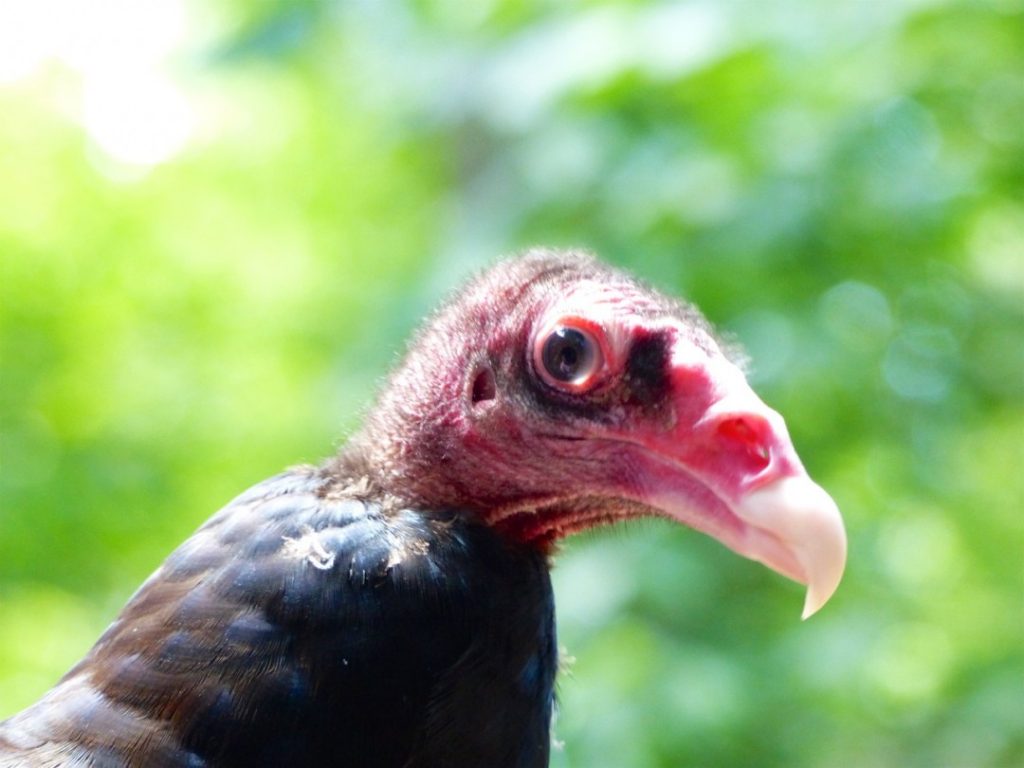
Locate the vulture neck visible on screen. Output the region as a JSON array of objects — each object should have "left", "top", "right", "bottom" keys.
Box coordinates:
[
  {"left": 332, "top": 421, "right": 647, "bottom": 555},
  {"left": 336, "top": 369, "right": 472, "bottom": 509},
  {"left": 331, "top": 327, "right": 645, "bottom": 552}
]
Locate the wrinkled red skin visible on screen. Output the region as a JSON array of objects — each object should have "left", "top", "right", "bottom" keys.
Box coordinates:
[{"left": 336, "top": 249, "right": 789, "bottom": 555}]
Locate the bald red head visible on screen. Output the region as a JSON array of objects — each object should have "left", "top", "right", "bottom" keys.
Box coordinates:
[{"left": 343, "top": 249, "right": 846, "bottom": 617}]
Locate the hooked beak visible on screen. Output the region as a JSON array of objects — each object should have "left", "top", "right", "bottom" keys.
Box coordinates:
[
  {"left": 628, "top": 342, "right": 847, "bottom": 619},
  {"left": 735, "top": 476, "right": 846, "bottom": 619}
]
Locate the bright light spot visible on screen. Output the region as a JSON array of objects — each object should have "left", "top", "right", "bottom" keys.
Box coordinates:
[
  {"left": 878, "top": 513, "right": 965, "bottom": 591},
  {"left": 83, "top": 72, "right": 194, "bottom": 167},
  {"left": 882, "top": 333, "right": 952, "bottom": 402},
  {"left": 519, "top": 119, "right": 609, "bottom": 199},
  {"left": 867, "top": 621, "right": 953, "bottom": 702},
  {"left": 553, "top": 542, "right": 635, "bottom": 630},
  {"left": 607, "top": 148, "right": 742, "bottom": 227},
  {"left": 664, "top": 154, "right": 741, "bottom": 224},
  {"left": 665, "top": 651, "right": 742, "bottom": 727},
  {"left": 633, "top": 3, "right": 725, "bottom": 79},
  {"left": 820, "top": 280, "right": 893, "bottom": 349},
  {"left": 0, "top": 586, "right": 107, "bottom": 715},
  {"left": 482, "top": 3, "right": 727, "bottom": 129},
  {"left": 0, "top": 0, "right": 195, "bottom": 168},
  {"left": 752, "top": 106, "right": 829, "bottom": 174},
  {"left": 0, "top": 0, "right": 58, "bottom": 83},
  {"left": 968, "top": 203, "right": 1024, "bottom": 297}
]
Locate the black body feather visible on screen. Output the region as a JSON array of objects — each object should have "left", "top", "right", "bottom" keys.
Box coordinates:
[{"left": 0, "top": 469, "right": 557, "bottom": 767}]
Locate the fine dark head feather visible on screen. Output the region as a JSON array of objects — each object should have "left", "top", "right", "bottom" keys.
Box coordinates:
[
  {"left": 336, "top": 248, "right": 716, "bottom": 518},
  {"left": 334, "top": 249, "right": 844, "bottom": 617}
]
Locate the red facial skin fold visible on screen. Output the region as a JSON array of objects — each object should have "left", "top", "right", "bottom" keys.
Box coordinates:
[
  {"left": 519, "top": 304, "right": 846, "bottom": 618},
  {"left": 352, "top": 254, "right": 846, "bottom": 617}
]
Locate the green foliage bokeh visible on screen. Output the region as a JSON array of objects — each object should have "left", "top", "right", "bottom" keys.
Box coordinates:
[{"left": 1, "top": 1, "right": 1021, "bottom": 766}]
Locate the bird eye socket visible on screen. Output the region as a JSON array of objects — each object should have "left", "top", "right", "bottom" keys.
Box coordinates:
[{"left": 534, "top": 322, "right": 604, "bottom": 392}]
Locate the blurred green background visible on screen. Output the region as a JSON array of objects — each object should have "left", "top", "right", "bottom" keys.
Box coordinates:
[{"left": 1, "top": 0, "right": 1022, "bottom": 765}]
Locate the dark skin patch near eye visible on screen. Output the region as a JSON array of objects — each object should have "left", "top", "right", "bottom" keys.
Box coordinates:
[
  {"left": 520, "top": 328, "right": 671, "bottom": 424},
  {"left": 623, "top": 330, "right": 670, "bottom": 408}
]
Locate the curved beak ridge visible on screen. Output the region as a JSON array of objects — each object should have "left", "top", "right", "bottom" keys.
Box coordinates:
[{"left": 733, "top": 475, "right": 847, "bottom": 619}]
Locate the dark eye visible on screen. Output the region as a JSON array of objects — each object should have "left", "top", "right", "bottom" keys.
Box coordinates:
[{"left": 534, "top": 324, "right": 604, "bottom": 391}]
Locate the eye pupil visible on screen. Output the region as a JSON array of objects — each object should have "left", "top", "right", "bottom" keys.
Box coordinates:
[
  {"left": 542, "top": 327, "right": 593, "bottom": 382},
  {"left": 533, "top": 321, "right": 606, "bottom": 391}
]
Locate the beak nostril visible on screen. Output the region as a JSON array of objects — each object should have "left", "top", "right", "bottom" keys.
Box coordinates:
[
  {"left": 717, "top": 416, "right": 772, "bottom": 468},
  {"left": 717, "top": 416, "right": 758, "bottom": 444}
]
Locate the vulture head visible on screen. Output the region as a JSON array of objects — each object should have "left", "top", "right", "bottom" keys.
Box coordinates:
[{"left": 349, "top": 249, "right": 846, "bottom": 617}]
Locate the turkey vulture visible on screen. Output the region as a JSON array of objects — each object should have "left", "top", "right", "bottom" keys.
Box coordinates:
[{"left": 0, "top": 250, "right": 846, "bottom": 767}]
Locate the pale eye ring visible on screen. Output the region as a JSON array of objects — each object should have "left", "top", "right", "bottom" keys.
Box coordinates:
[{"left": 534, "top": 323, "right": 604, "bottom": 391}]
